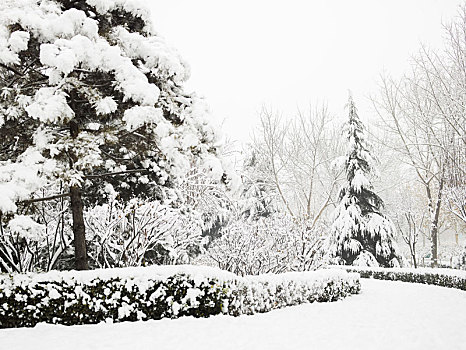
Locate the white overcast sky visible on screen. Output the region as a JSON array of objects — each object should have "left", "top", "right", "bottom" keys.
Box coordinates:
[{"left": 149, "top": 0, "right": 464, "bottom": 145}]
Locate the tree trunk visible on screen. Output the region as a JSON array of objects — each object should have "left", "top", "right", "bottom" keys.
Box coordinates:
[
  {"left": 428, "top": 177, "right": 444, "bottom": 268},
  {"left": 69, "top": 118, "right": 88, "bottom": 270},
  {"left": 431, "top": 228, "right": 438, "bottom": 268},
  {"left": 70, "top": 185, "right": 88, "bottom": 270},
  {"left": 412, "top": 241, "right": 417, "bottom": 269}
]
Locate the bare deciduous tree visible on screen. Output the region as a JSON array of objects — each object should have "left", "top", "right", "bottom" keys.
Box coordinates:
[
  {"left": 251, "top": 105, "right": 342, "bottom": 228},
  {"left": 373, "top": 7, "right": 466, "bottom": 266}
]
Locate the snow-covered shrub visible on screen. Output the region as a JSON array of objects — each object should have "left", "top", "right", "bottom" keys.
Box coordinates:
[
  {"left": 0, "top": 265, "right": 360, "bottom": 328},
  {"left": 85, "top": 199, "right": 205, "bottom": 268},
  {"left": 0, "top": 189, "right": 74, "bottom": 273},
  {"left": 83, "top": 157, "right": 238, "bottom": 269},
  {"left": 337, "top": 266, "right": 466, "bottom": 291},
  {"left": 198, "top": 214, "right": 325, "bottom": 275}
]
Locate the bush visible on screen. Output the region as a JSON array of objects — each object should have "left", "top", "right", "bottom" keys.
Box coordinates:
[
  {"left": 199, "top": 214, "right": 325, "bottom": 276},
  {"left": 0, "top": 265, "right": 360, "bottom": 328},
  {"left": 337, "top": 266, "right": 466, "bottom": 291}
]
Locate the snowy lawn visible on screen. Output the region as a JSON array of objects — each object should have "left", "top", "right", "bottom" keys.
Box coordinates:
[{"left": 1, "top": 279, "right": 465, "bottom": 350}]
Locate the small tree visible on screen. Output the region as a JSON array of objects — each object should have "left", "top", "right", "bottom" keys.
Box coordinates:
[
  {"left": 328, "top": 97, "right": 401, "bottom": 267},
  {"left": 0, "top": 0, "right": 225, "bottom": 270}
]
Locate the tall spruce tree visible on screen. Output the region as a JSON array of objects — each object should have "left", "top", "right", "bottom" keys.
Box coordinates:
[
  {"left": 0, "top": 0, "right": 225, "bottom": 270},
  {"left": 328, "top": 96, "right": 401, "bottom": 267}
]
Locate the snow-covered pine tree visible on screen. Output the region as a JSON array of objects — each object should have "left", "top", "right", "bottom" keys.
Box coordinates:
[
  {"left": 328, "top": 96, "right": 401, "bottom": 267},
  {"left": 239, "top": 150, "right": 278, "bottom": 221},
  {"left": 0, "top": 0, "right": 225, "bottom": 270}
]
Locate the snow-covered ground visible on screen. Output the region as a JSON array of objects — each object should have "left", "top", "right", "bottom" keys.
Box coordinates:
[{"left": 1, "top": 279, "right": 465, "bottom": 350}]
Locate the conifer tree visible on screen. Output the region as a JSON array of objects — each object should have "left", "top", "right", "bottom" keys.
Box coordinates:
[
  {"left": 0, "top": 0, "right": 225, "bottom": 270},
  {"left": 328, "top": 96, "right": 401, "bottom": 267},
  {"left": 239, "top": 150, "right": 277, "bottom": 221}
]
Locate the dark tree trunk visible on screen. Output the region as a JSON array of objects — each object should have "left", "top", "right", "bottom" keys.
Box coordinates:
[
  {"left": 70, "top": 186, "right": 88, "bottom": 270},
  {"left": 427, "top": 177, "right": 444, "bottom": 268},
  {"left": 69, "top": 118, "right": 88, "bottom": 270},
  {"left": 412, "top": 242, "right": 417, "bottom": 269},
  {"left": 431, "top": 227, "right": 438, "bottom": 268}
]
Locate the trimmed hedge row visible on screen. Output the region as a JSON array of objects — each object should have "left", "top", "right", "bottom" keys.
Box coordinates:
[
  {"left": 337, "top": 266, "right": 466, "bottom": 291},
  {"left": 0, "top": 265, "right": 360, "bottom": 328}
]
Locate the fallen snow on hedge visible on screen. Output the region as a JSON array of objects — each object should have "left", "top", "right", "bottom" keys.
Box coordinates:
[
  {"left": 0, "top": 265, "right": 360, "bottom": 328},
  {"left": 335, "top": 265, "right": 466, "bottom": 290},
  {"left": 2, "top": 279, "right": 466, "bottom": 350}
]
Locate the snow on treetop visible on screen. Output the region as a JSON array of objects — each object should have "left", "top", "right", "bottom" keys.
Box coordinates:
[
  {"left": 85, "top": 0, "right": 153, "bottom": 27},
  {"left": 0, "top": 0, "right": 187, "bottom": 106},
  {"left": 0, "top": 0, "right": 153, "bottom": 31},
  {"left": 114, "top": 27, "right": 190, "bottom": 84}
]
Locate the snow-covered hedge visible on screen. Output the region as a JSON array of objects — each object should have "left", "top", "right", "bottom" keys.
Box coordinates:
[
  {"left": 337, "top": 266, "right": 466, "bottom": 291},
  {"left": 0, "top": 265, "right": 360, "bottom": 328}
]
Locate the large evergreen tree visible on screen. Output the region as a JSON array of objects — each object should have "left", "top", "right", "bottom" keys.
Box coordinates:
[
  {"left": 328, "top": 96, "right": 401, "bottom": 267},
  {"left": 0, "top": 0, "right": 225, "bottom": 270}
]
